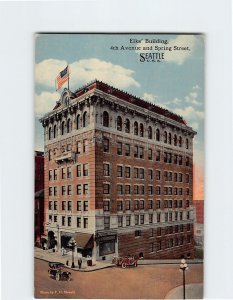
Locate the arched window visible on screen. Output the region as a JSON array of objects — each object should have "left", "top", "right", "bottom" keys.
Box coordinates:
[
  {"left": 83, "top": 111, "right": 88, "bottom": 127},
  {"left": 148, "top": 126, "right": 152, "bottom": 139},
  {"left": 61, "top": 121, "right": 65, "bottom": 135},
  {"left": 48, "top": 127, "right": 52, "bottom": 140},
  {"left": 186, "top": 138, "right": 189, "bottom": 149},
  {"left": 134, "top": 121, "right": 138, "bottom": 135},
  {"left": 48, "top": 150, "right": 52, "bottom": 161},
  {"left": 117, "top": 116, "right": 122, "bottom": 131},
  {"left": 179, "top": 136, "right": 182, "bottom": 147},
  {"left": 67, "top": 119, "right": 71, "bottom": 133},
  {"left": 53, "top": 125, "right": 56, "bottom": 138},
  {"left": 139, "top": 123, "right": 144, "bottom": 137},
  {"left": 76, "top": 114, "right": 81, "bottom": 129},
  {"left": 125, "top": 119, "right": 130, "bottom": 133},
  {"left": 168, "top": 133, "right": 172, "bottom": 144},
  {"left": 174, "top": 134, "right": 177, "bottom": 146},
  {"left": 103, "top": 111, "right": 109, "bottom": 127},
  {"left": 156, "top": 129, "right": 160, "bottom": 141},
  {"left": 164, "top": 131, "right": 167, "bottom": 143}
]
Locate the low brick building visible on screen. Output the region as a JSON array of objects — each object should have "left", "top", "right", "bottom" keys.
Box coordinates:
[{"left": 40, "top": 80, "right": 196, "bottom": 260}]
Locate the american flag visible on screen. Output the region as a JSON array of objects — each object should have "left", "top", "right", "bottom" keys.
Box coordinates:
[{"left": 56, "top": 66, "right": 69, "bottom": 90}]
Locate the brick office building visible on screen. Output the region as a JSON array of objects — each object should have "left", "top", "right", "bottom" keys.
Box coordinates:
[
  {"left": 34, "top": 151, "right": 44, "bottom": 245},
  {"left": 40, "top": 80, "right": 196, "bottom": 260}
]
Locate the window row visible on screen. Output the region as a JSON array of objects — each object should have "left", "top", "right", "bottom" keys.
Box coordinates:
[
  {"left": 49, "top": 164, "right": 90, "bottom": 180},
  {"left": 103, "top": 183, "right": 190, "bottom": 196},
  {"left": 48, "top": 200, "right": 89, "bottom": 212},
  {"left": 48, "top": 214, "right": 88, "bottom": 228},
  {"left": 150, "top": 235, "right": 193, "bottom": 253},
  {"left": 102, "top": 111, "right": 190, "bottom": 149},
  {"left": 48, "top": 112, "right": 89, "bottom": 140},
  {"left": 48, "top": 184, "right": 89, "bottom": 196}
]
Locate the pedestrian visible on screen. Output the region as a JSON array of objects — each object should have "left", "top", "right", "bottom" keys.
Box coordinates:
[
  {"left": 78, "top": 257, "right": 82, "bottom": 269},
  {"left": 66, "top": 260, "right": 69, "bottom": 266}
]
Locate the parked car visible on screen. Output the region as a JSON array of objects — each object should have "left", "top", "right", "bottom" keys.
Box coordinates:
[
  {"left": 48, "top": 262, "right": 71, "bottom": 281},
  {"left": 112, "top": 256, "right": 139, "bottom": 268}
]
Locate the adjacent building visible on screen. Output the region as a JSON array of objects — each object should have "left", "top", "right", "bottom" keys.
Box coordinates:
[
  {"left": 34, "top": 151, "right": 44, "bottom": 246},
  {"left": 40, "top": 80, "right": 196, "bottom": 260},
  {"left": 193, "top": 200, "right": 204, "bottom": 249}
]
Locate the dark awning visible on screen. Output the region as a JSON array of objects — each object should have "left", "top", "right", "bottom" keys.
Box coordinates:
[{"left": 73, "top": 233, "right": 93, "bottom": 249}]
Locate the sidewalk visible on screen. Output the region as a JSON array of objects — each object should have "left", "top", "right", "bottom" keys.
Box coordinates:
[
  {"left": 34, "top": 247, "right": 203, "bottom": 272},
  {"left": 165, "top": 283, "right": 203, "bottom": 299}
]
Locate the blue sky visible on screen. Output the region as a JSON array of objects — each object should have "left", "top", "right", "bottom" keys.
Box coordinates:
[{"left": 35, "top": 33, "right": 204, "bottom": 199}]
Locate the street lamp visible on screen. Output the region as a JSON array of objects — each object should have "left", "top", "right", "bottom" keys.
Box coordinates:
[
  {"left": 180, "top": 258, "right": 188, "bottom": 300},
  {"left": 68, "top": 237, "right": 76, "bottom": 268},
  {"left": 56, "top": 224, "right": 60, "bottom": 251}
]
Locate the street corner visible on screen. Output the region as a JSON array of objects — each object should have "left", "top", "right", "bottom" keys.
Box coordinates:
[{"left": 165, "top": 283, "right": 203, "bottom": 299}]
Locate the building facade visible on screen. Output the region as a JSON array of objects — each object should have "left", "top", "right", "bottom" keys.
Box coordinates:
[
  {"left": 34, "top": 151, "right": 44, "bottom": 245},
  {"left": 40, "top": 80, "right": 196, "bottom": 260},
  {"left": 193, "top": 200, "right": 204, "bottom": 249}
]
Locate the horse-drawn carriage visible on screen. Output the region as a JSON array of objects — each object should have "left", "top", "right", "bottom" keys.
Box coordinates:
[
  {"left": 112, "top": 256, "right": 139, "bottom": 268},
  {"left": 48, "top": 262, "right": 71, "bottom": 281}
]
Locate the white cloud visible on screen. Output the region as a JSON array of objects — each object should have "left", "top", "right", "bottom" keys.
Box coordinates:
[
  {"left": 185, "top": 85, "right": 202, "bottom": 106},
  {"left": 35, "top": 58, "right": 140, "bottom": 90},
  {"left": 35, "top": 91, "right": 60, "bottom": 117},
  {"left": 174, "top": 106, "right": 204, "bottom": 124},
  {"left": 136, "top": 35, "right": 198, "bottom": 65},
  {"left": 143, "top": 92, "right": 168, "bottom": 109}
]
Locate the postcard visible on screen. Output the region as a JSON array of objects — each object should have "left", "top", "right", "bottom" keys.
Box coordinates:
[{"left": 34, "top": 33, "right": 204, "bottom": 299}]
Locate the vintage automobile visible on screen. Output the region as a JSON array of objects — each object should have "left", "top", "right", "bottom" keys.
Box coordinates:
[
  {"left": 112, "top": 256, "right": 139, "bottom": 268},
  {"left": 48, "top": 262, "right": 71, "bottom": 281}
]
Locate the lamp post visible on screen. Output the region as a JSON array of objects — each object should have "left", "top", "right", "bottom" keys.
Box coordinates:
[
  {"left": 56, "top": 224, "right": 60, "bottom": 251},
  {"left": 180, "top": 258, "right": 188, "bottom": 300},
  {"left": 68, "top": 237, "right": 76, "bottom": 268}
]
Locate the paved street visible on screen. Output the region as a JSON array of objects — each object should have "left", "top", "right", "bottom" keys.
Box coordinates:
[{"left": 34, "top": 258, "right": 203, "bottom": 299}]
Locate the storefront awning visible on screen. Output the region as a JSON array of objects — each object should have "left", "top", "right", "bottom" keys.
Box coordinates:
[{"left": 74, "top": 233, "right": 93, "bottom": 249}]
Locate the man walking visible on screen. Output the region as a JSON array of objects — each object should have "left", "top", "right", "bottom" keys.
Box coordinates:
[{"left": 78, "top": 257, "right": 82, "bottom": 269}]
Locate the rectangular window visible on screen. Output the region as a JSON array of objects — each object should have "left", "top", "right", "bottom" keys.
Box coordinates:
[
  {"left": 77, "top": 201, "right": 82, "bottom": 211},
  {"left": 62, "top": 201, "right": 66, "bottom": 211},
  {"left": 140, "top": 214, "right": 144, "bottom": 224},
  {"left": 180, "top": 212, "right": 183, "bottom": 221},
  {"left": 134, "top": 145, "right": 139, "bottom": 158},
  {"left": 62, "top": 216, "right": 65, "bottom": 226},
  {"left": 187, "top": 211, "right": 190, "bottom": 220},
  {"left": 156, "top": 150, "right": 161, "bottom": 161},
  {"left": 174, "top": 172, "right": 178, "bottom": 182},
  {"left": 117, "top": 165, "right": 123, "bottom": 177},
  {"left": 149, "top": 228, "right": 154, "bottom": 237},
  {"left": 103, "top": 163, "right": 110, "bottom": 176},
  {"left": 179, "top": 188, "right": 183, "bottom": 195},
  {"left": 117, "top": 201, "right": 123, "bottom": 211},
  {"left": 156, "top": 200, "right": 161, "bottom": 209},
  {"left": 77, "top": 217, "right": 81, "bottom": 228},
  {"left": 169, "top": 212, "right": 172, "bottom": 221},
  {"left": 77, "top": 184, "right": 82, "bottom": 195},
  {"left": 179, "top": 155, "right": 183, "bottom": 165},
  {"left": 126, "top": 215, "right": 131, "bottom": 226},
  {"left": 84, "top": 201, "right": 88, "bottom": 211},
  {"left": 156, "top": 186, "right": 161, "bottom": 195},
  {"left": 135, "top": 215, "right": 139, "bottom": 225},
  {"left": 139, "top": 200, "right": 144, "bottom": 209},
  {"left": 103, "top": 201, "right": 110, "bottom": 211},
  {"left": 77, "top": 165, "right": 81, "bottom": 177},
  {"left": 186, "top": 188, "right": 190, "bottom": 195},
  {"left": 125, "top": 144, "right": 130, "bottom": 157},
  {"left": 157, "top": 213, "right": 161, "bottom": 223},
  {"left": 68, "top": 201, "right": 72, "bottom": 211},
  {"left": 139, "top": 168, "right": 144, "bottom": 179},
  {"left": 83, "top": 184, "right": 88, "bottom": 195},
  {"left": 117, "top": 184, "right": 123, "bottom": 195},
  {"left": 104, "top": 216, "right": 110, "bottom": 229},
  {"left": 168, "top": 200, "right": 172, "bottom": 208},
  {"left": 54, "top": 215, "right": 57, "bottom": 222},
  {"left": 148, "top": 200, "right": 153, "bottom": 209},
  {"left": 174, "top": 154, "right": 178, "bottom": 164},
  {"left": 67, "top": 167, "right": 72, "bottom": 179},
  {"left": 118, "top": 216, "right": 123, "bottom": 227},
  {"left": 62, "top": 168, "right": 66, "bottom": 179},
  {"left": 117, "top": 142, "right": 122, "bottom": 155},
  {"left": 148, "top": 186, "right": 153, "bottom": 195},
  {"left": 165, "top": 212, "right": 168, "bottom": 222},
  {"left": 67, "top": 217, "right": 71, "bottom": 227},
  {"left": 103, "top": 183, "right": 110, "bottom": 194},
  {"left": 139, "top": 147, "right": 144, "bottom": 159},
  {"left": 135, "top": 230, "right": 142, "bottom": 237},
  {"left": 179, "top": 173, "right": 183, "bottom": 182},
  {"left": 54, "top": 201, "right": 58, "bottom": 210},
  {"left": 148, "top": 148, "right": 152, "bottom": 160},
  {"left": 83, "top": 139, "right": 88, "bottom": 153},
  {"left": 186, "top": 200, "right": 190, "bottom": 208},
  {"left": 140, "top": 185, "right": 144, "bottom": 195},
  {"left": 49, "top": 170, "right": 53, "bottom": 181},
  {"left": 62, "top": 186, "right": 66, "bottom": 195},
  {"left": 49, "top": 187, "right": 53, "bottom": 196},
  {"left": 54, "top": 169, "right": 58, "bottom": 180},
  {"left": 156, "top": 170, "right": 161, "bottom": 180},
  {"left": 125, "top": 200, "right": 131, "bottom": 210},
  {"left": 125, "top": 166, "right": 131, "bottom": 178},
  {"left": 134, "top": 200, "right": 139, "bottom": 210},
  {"left": 164, "top": 152, "right": 167, "bottom": 163},
  {"left": 77, "top": 141, "right": 82, "bottom": 154},
  {"left": 149, "top": 214, "right": 153, "bottom": 224},
  {"left": 49, "top": 201, "right": 52, "bottom": 210},
  {"left": 134, "top": 167, "right": 139, "bottom": 179},
  {"left": 54, "top": 187, "right": 58, "bottom": 196},
  {"left": 179, "top": 200, "right": 183, "bottom": 208},
  {"left": 68, "top": 185, "right": 72, "bottom": 195},
  {"left": 148, "top": 169, "right": 153, "bottom": 180},
  {"left": 83, "top": 164, "right": 88, "bottom": 176},
  {"left": 125, "top": 185, "right": 131, "bottom": 195},
  {"left": 103, "top": 138, "right": 109, "bottom": 153},
  {"left": 186, "top": 174, "right": 190, "bottom": 183},
  {"left": 134, "top": 185, "right": 139, "bottom": 195},
  {"left": 84, "top": 218, "right": 88, "bottom": 228}
]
